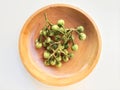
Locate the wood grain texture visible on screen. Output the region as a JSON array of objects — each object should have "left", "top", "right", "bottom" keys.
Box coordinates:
[{"left": 19, "top": 4, "right": 101, "bottom": 86}]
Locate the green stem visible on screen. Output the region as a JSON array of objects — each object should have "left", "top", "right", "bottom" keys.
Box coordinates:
[
  {"left": 75, "top": 30, "right": 79, "bottom": 34},
  {"left": 44, "top": 13, "right": 53, "bottom": 26},
  {"left": 60, "top": 50, "right": 67, "bottom": 55},
  {"left": 56, "top": 30, "right": 64, "bottom": 34},
  {"left": 47, "top": 48, "right": 59, "bottom": 60},
  {"left": 49, "top": 41, "right": 61, "bottom": 47},
  {"left": 64, "top": 30, "right": 73, "bottom": 44},
  {"left": 71, "top": 37, "right": 74, "bottom": 45},
  {"left": 38, "top": 35, "right": 42, "bottom": 42}
]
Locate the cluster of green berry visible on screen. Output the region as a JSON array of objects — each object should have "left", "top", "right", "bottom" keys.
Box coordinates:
[{"left": 35, "top": 14, "right": 86, "bottom": 68}]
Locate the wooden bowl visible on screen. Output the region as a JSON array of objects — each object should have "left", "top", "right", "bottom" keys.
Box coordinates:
[{"left": 19, "top": 4, "right": 101, "bottom": 86}]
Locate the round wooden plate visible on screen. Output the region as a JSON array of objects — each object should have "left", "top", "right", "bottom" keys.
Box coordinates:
[{"left": 19, "top": 4, "right": 101, "bottom": 86}]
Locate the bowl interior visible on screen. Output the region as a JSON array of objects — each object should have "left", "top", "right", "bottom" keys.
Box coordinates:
[{"left": 20, "top": 5, "right": 101, "bottom": 85}]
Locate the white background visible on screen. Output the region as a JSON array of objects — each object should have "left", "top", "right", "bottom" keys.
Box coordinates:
[{"left": 0, "top": 0, "right": 120, "bottom": 90}]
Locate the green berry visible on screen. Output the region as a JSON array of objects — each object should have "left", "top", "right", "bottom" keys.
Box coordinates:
[
  {"left": 52, "top": 44, "right": 58, "bottom": 49},
  {"left": 57, "top": 51, "right": 61, "bottom": 55},
  {"left": 77, "top": 26, "right": 84, "bottom": 32},
  {"left": 44, "top": 51, "right": 50, "bottom": 59},
  {"left": 52, "top": 25, "right": 59, "bottom": 30},
  {"left": 64, "top": 49, "right": 68, "bottom": 54},
  {"left": 47, "top": 46, "right": 51, "bottom": 51},
  {"left": 46, "top": 37, "right": 52, "bottom": 43},
  {"left": 68, "top": 53, "right": 74, "bottom": 58},
  {"left": 58, "top": 45, "right": 64, "bottom": 50},
  {"left": 50, "top": 59, "right": 56, "bottom": 65},
  {"left": 71, "top": 44, "right": 78, "bottom": 51},
  {"left": 63, "top": 57, "right": 69, "bottom": 62},
  {"left": 79, "top": 33, "right": 86, "bottom": 40},
  {"left": 42, "top": 31, "right": 47, "bottom": 36},
  {"left": 35, "top": 42, "right": 42, "bottom": 48},
  {"left": 44, "top": 60, "right": 50, "bottom": 66},
  {"left": 64, "top": 44, "right": 68, "bottom": 49},
  {"left": 55, "top": 35, "right": 61, "bottom": 41},
  {"left": 57, "top": 19, "right": 65, "bottom": 26},
  {"left": 43, "top": 42, "right": 47, "bottom": 47},
  {"left": 49, "top": 31, "right": 54, "bottom": 36},
  {"left": 56, "top": 62, "right": 62, "bottom": 68},
  {"left": 59, "top": 27, "right": 64, "bottom": 32},
  {"left": 56, "top": 56, "right": 62, "bottom": 62}
]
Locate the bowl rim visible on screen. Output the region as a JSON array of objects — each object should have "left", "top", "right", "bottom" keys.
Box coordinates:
[{"left": 19, "top": 4, "right": 102, "bottom": 86}]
